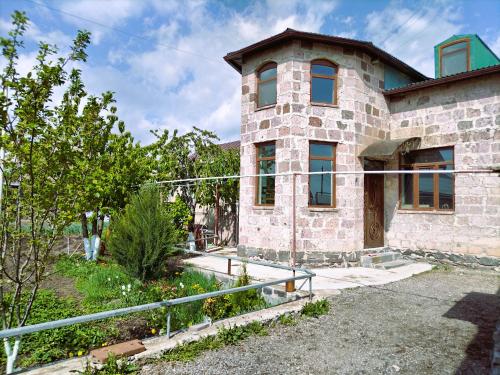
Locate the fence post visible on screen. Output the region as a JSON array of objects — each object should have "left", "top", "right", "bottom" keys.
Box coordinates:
[
  {"left": 166, "top": 307, "right": 171, "bottom": 339},
  {"left": 227, "top": 258, "right": 232, "bottom": 275},
  {"left": 308, "top": 276, "right": 313, "bottom": 301}
]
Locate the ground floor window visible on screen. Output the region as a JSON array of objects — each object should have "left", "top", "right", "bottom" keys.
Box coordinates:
[
  {"left": 255, "top": 142, "right": 276, "bottom": 205},
  {"left": 309, "top": 142, "right": 336, "bottom": 207},
  {"left": 400, "top": 147, "right": 454, "bottom": 210}
]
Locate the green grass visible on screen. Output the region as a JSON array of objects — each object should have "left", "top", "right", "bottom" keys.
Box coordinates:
[
  {"left": 160, "top": 321, "right": 268, "bottom": 362},
  {"left": 0, "top": 290, "right": 118, "bottom": 368},
  {"left": 301, "top": 299, "right": 330, "bottom": 318},
  {"left": 76, "top": 354, "right": 138, "bottom": 374}
]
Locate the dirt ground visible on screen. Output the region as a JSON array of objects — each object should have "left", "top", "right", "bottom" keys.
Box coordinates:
[{"left": 141, "top": 266, "right": 500, "bottom": 375}]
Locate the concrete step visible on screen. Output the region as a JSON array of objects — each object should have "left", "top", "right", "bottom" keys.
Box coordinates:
[
  {"left": 373, "top": 259, "right": 412, "bottom": 270},
  {"left": 360, "top": 251, "right": 401, "bottom": 268}
]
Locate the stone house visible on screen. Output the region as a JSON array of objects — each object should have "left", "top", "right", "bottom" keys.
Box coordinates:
[{"left": 224, "top": 29, "right": 500, "bottom": 267}]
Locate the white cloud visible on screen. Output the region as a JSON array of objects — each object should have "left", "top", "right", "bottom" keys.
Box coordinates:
[
  {"left": 59, "top": 0, "right": 145, "bottom": 44},
  {"left": 487, "top": 34, "right": 500, "bottom": 57},
  {"left": 102, "top": 0, "right": 339, "bottom": 143},
  {"left": 365, "top": 2, "right": 464, "bottom": 77}
]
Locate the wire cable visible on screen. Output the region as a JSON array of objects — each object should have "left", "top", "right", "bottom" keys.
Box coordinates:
[{"left": 20, "top": 0, "right": 220, "bottom": 63}]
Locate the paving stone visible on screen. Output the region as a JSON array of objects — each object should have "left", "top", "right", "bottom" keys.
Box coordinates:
[{"left": 90, "top": 340, "right": 145, "bottom": 364}]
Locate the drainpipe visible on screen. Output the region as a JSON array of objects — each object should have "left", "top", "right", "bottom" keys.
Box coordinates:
[
  {"left": 286, "top": 173, "right": 297, "bottom": 293},
  {"left": 214, "top": 184, "right": 219, "bottom": 246}
]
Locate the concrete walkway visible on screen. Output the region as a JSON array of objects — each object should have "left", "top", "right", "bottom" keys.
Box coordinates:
[{"left": 185, "top": 249, "right": 433, "bottom": 291}]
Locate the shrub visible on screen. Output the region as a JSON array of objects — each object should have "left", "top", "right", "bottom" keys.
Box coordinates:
[
  {"left": 144, "top": 270, "right": 220, "bottom": 332},
  {"left": 108, "top": 185, "right": 178, "bottom": 281},
  {"left": 202, "top": 264, "right": 267, "bottom": 321},
  {"left": 301, "top": 299, "right": 330, "bottom": 318},
  {"left": 165, "top": 196, "right": 192, "bottom": 244}
]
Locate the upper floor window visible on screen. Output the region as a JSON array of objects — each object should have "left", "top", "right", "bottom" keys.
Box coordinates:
[
  {"left": 309, "top": 142, "right": 336, "bottom": 207},
  {"left": 255, "top": 142, "right": 276, "bottom": 205},
  {"left": 440, "top": 39, "right": 470, "bottom": 77},
  {"left": 311, "top": 60, "right": 338, "bottom": 105},
  {"left": 400, "top": 147, "right": 454, "bottom": 211},
  {"left": 257, "top": 62, "right": 277, "bottom": 108}
]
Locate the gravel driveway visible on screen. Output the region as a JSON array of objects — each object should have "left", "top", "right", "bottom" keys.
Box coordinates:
[{"left": 141, "top": 266, "right": 500, "bottom": 375}]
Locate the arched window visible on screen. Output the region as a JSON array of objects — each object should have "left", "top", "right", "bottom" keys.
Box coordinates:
[
  {"left": 310, "top": 60, "right": 338, "bottom": 105},
  {"left": 257, "top": 62, "right": 277, "bottom": 108}
]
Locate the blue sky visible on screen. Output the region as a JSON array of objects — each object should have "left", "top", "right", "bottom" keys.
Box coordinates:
[{"left": 1, "top": 0, "right": 499, "bottom": 144}]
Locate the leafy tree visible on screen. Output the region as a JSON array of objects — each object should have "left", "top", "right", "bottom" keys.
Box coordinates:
[
  {"left": 149, "top": 127, "right": 221, "bottom": 224},
  {"left": 107, "top": 185, "right": 177, "bottom": 281},
  {"left": 0, "top": 11, "right": 91, "bottom": 373},
  {"left": 69, "top": 93, "right": 150, "bottom": 260}
]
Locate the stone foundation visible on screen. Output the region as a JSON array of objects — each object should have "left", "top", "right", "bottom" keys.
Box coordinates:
[
  {"left": 399, "top": 248, "right": 500, "bottom": 269},
  {"left": 237, "top": 244, "right": 383, "bottom": 267},
  {"left": 237, "top": 244, "right": 500, "bottom": 269}
]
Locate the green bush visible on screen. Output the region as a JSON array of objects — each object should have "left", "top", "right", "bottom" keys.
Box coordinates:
[
  {"left": 146, "top": 270, "right": 220, "bottom": 332},
  {"left": 301, "top": 299, "right": 330, "bottom": 318},
  {"left": 165, "top": 196, "right": 192, "bottom": 244},
  {"left": 202, "top": 264, "right": 267, "bottom": 321},
  {"left": 108, "top": 185, "right": 178, "bottom": 281}
]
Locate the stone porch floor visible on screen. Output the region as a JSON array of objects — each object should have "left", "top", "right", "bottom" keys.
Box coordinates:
[{"left": 184, "top": 248, "right": 433, "bottom": 291}]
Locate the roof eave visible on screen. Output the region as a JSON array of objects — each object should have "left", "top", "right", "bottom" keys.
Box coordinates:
[
  {"left": 223, "top": 29, "right": 427, "bottom": 80},
  {"left": 383, "top": 65, "right": 500, "bottom": 96}
]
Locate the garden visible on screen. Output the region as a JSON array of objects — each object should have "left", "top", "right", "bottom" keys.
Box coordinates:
[
  {"left": 0, "top": 11, "right": 242, "bottom": 374},
  {"left": 0, "top": 186, "right": 266, "bottom": 372}
]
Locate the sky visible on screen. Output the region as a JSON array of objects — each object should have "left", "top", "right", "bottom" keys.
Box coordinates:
[{"left": 1, "top": 0, "right": 499, "bottom": 145}]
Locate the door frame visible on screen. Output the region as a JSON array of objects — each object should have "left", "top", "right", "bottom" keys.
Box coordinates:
[{"left": 363, "top": 160, "right": 385, "bottom": 249}]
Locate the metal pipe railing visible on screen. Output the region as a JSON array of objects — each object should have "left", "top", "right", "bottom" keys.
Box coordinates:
[{"left": 0, "top": 247, "right": 315, "bottom": 373}]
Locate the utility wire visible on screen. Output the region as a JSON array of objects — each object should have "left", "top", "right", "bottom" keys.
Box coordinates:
[
  {"left": 378, "top": 7, "right": 423, "bottom": 47},
  {"left": 21, "top": 0, "right": 220, "bottom": 63}
]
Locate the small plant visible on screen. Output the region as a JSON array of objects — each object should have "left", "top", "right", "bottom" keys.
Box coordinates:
[
  {"left": 160, "top": 321, "right": 268, "bottom": 362},
  {"left": 108, "top": 185, "right": 178, "bottom": 282},
  {"left": 74, "top": 354, "right": 138, "bottom": 374},
  {"left": 278, "top": 314, "right": 297, "bottom": 326},
  {"left": 160, "top": 335, "right": 223, "bottom": 362},
  {"left": 301, "top": 299, "right": 330, "bottom": 318}
]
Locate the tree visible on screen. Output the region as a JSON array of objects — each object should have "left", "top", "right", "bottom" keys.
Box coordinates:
[
  {"left": 108, "top": 185, "right": 177, "bottom": 281},
  {"left": 149, "top": 127, "right": 221, "bottom": 224},
  {"left": 0, "top": 12, "right": 92, "bottom": 372},
  {"left": 64, "top": 85, "right": 150, "bottom": 260}
]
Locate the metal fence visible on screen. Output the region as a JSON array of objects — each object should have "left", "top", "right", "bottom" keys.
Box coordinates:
[{"left": 0, "top": 247, "right": 315, "bottom": 373}]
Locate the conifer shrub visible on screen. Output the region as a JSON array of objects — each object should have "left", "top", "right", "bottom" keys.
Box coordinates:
[{"left": 108, "top": 186, "right": 178, "bottom": 281}]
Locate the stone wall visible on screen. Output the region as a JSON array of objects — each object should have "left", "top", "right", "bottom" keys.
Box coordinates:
[
  {"left": 237, "top": 38, "right": 500, "bottom": 265},
  {"left": 238, "top": 39, "right": 393, "bottom": 264},
  {"left": 385, "top": 74, "right": 500, "bottom": 258}
]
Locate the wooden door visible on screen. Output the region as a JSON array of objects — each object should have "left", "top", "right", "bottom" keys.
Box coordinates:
[{"left": 364, "top": 174, "right": 384, "bottom": 248}]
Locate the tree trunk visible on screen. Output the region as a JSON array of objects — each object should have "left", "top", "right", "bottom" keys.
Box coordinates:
[
  {"left": 81, "top": 213, "right": 92, "bottom": 260},
  {"left": 90, "top": 209, "right": 101, "bottom": 261}
]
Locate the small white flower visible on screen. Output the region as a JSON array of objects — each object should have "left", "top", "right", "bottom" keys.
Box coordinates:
[
  {"left": 127, "top": 284, "right": 131, "bottom": 291},
  {"left": 121, "top": 285, "right": 125, "bottom": 290},
  {"left": 122, "top": 291, "right": 126, "bottom": 296},
  {"left": 179, "top": 282, "right": 184, "bottom": 289},
  {"left": 107, "top": 278, "right": 111, "bottom": 282}
]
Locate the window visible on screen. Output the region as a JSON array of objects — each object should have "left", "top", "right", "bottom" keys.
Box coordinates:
[
  {"left": 440, "top": 39, "right": 470, "bottom": 77},
  {"left": 309, "top": 142, "right": 336, "bottom": 207},
  {"left": 400, "top": 147, "right": 454, "bottom": 211},
  {"left": 256, "top": 142, "right": 276, "bottom": 205},
  {"left": 311, "top": 60, "right": 338, "bottom": 105},
  {"left": 257, "top": 62, "right": 277, "bottom": 108}
]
